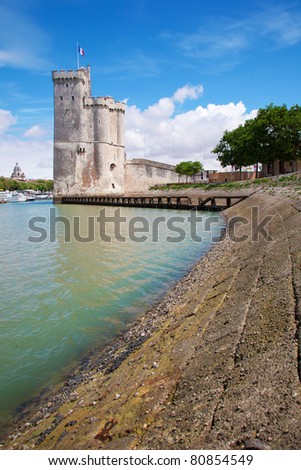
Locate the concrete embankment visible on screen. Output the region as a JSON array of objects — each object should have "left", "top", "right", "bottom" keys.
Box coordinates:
[{"left": 4, "top": 189, "right": 301, "bottom": 450}]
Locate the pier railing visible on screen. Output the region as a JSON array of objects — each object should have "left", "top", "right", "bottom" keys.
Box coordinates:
[{"left": 61, "top": 195, "right": 249, "bottom": 211}]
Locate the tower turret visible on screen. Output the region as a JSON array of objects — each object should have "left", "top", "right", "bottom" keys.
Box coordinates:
[
  {"left": 52, "top": 66, "right": 125, "bottom": 200},
  {"left": 52, "top": 67, "right": 92, "bottom": 144}
]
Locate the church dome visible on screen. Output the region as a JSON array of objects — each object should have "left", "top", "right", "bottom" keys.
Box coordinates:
[{"left": 11, "top": 163, "right": 26, "bottom": 181}]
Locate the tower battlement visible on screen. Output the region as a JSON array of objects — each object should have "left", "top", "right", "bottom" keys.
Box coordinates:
[
  {"left": 52, "top": 67, "right": 91, "bottom": 82},
  {"left": 85, "top": 96, "right": 125, "bottom": 112}
]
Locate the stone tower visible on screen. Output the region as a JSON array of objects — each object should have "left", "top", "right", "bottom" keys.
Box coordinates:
[{"left": 52, "top": 66, "right": 125, "bottom": 200}]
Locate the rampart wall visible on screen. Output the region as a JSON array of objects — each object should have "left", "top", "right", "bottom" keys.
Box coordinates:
[{"left": 124, "top": 158, "right": 178, "bottom": 193}]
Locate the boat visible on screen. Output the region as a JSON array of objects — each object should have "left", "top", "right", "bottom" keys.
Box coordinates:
[
  {"left": 24, "top": 190, "right": 36, "bottom": 201},
  {"left": 0, "top": 191, "right": 27, "bottom": 203},
  {"left": 9, "top": 192, "right": 27, "bottom": 203},
  {"left": 0, "top": 190, "right": 52, "bottom": 203},
  {"left": 0, "top": 190, "right": 10, "bottom": 197},
  {"left": 0, "top": 191, "right": 12, "bottom": 202},
  {"left": 34, "top": 191, "right": 48, "bottom": 200},
  {"left": 35, "top": 192, "right": 53, "bottom": 200}
]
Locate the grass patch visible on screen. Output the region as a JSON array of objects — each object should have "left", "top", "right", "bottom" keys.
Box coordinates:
[
  {"left": 149, "top": 183, "right": 210, "bottom": 191},
  {"left": 150, "top": 174, "right": 301, "bottom": 191}
]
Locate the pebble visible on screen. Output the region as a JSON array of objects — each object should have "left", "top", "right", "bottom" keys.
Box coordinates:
[
  {"left": 64, "top": 420, "right": 77, "bottom": 427},
  {"left": 70, "top": 392, "right": 78, "bottom": 402},
  {"left": 244, "top": 438, "right": 271, "bottom": 450}
]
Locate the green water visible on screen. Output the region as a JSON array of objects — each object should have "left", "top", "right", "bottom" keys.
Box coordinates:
[{"left": 0, "top": 201, "right": 225, "bottom": 433}]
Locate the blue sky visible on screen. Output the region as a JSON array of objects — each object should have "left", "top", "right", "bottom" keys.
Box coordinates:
[{"left": 1, "top": 0, "right": 301, "bottom": 178}]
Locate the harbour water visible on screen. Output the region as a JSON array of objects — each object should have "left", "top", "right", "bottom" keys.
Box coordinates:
[{"left": 0, "top": 201, "right": 225, "bottom": 434}]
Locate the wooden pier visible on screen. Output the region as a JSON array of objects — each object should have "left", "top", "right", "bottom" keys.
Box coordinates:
[{"left": 61, "top": 195, "right": 249, "bottom": 211}]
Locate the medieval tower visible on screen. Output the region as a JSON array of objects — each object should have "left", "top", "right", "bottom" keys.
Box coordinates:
[{"left": 52, "top": 66, "right": 126, "bottom": 200}]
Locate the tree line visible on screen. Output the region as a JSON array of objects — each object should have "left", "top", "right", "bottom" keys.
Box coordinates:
[{"left": 0, "top": 177, "right": 53, "bottom": 192}]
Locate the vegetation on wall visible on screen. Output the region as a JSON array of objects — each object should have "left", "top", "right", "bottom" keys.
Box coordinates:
[
  {"left": 150, "top": 173, "right": 301, "bottom": 192},
  {"left": 212, "top": 104, "right": 301, "bottom": 169},
  {"left": 0, "top": 177, "right": 53, "bottom": 192}
]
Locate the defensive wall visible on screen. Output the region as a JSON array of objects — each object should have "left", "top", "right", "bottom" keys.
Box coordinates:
[{"left": 124, "top": 158, "right": 178, "bottom": 193}]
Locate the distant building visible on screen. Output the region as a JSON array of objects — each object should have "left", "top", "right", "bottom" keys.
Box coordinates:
[
  {"left": 261, "top": 160, "right": 301, "bottom": 176},
  {"left": 208, "top": 170, "right": 256, "bottom": 183},
  {"left": 11, "top": 163, "right": 26, "bottom": 181}
]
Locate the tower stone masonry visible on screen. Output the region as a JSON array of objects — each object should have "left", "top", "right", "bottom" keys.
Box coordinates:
[
  {"left": 52, "top": 66, "right": 177, "bottom": 201},
  {"left": 52, "top": 66, "right": 126, "bottom": 200}
]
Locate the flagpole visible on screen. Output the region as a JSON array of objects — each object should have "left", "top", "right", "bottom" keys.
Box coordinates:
[{"left": 76, "top": 42, "right": 79, "bottom": 69}]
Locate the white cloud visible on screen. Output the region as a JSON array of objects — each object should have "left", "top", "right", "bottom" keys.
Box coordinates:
[
  {"left": 172, "top": 84, "right": 204, "bottom": 104},
  {"left": 0, "top": 107, "right": 52, "bottom": 178},
  {"left": 23, "top": 125, "right": 46, "bottom": 138},
  {"left": 171, "top": 4, "right": 301, "bottom": 68},
  {"left": 0, "top": 138, "right": 53, "bottom": 179},
  {"left": 178, "top": 31, "right": 247, "bottom": 59},
  {"left": 0, "top": 109, "right": 17, "bottom": 134},
  {"left": 262, "top": 10, "right": 301, "bottom": 46},
  {"left": 125, "top": 88, "right": 257, "bottom": 170}
]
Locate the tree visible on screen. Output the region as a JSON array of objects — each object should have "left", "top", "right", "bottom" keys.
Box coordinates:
[
  {"left": 175, "top": 161, "right": 204, "bottom": 182},
  {"left": 212, "top": 126, "right": 247, "bottom": 169},
  {"left": 252, "top": 104, "right": 290, "bottom": 164},
  {"left": 285, "top": 104, "right": 301, "bottom": 170},
  {"left": 0, "top": 177, "right": 53, "bottom": 191},
  {"left": 212, "top": 104, "right": 301, "bottom": 170}
]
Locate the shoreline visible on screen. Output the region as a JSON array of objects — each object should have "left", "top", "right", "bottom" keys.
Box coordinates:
[
  {"left": 3, "top": 188, "right": 301, "bottom": 450},
  {"left": 3, "top": 227, "right": 227, "bottom": 443}
]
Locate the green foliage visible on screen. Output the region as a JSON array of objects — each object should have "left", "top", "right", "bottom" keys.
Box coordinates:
[
  {"left": 212, "top": 104, "right": 301, "bottom": 168},
  {"left": 0, "top": 176, "right": 53, "bottom": 192},
  {"left": 150, "top": 174, "right": 301, "bottom": 192},
  {"left": 175, "top": 161, "right": 204, "bottom": 181},
  {"left": 150, "top": 182, "right": 209, "bottom": 191}
]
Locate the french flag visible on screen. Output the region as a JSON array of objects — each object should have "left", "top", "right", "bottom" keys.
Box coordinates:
[{"left": 78, "top": 45, "right": 85, "bottom": 56}]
